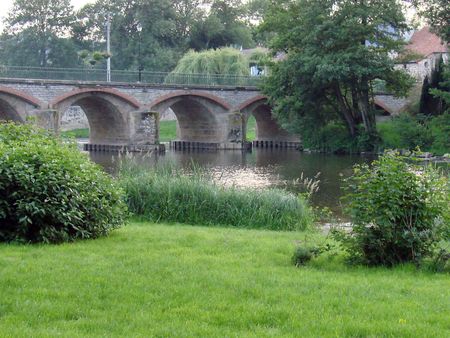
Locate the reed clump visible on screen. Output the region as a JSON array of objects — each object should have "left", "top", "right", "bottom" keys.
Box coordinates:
[{"left": 119, "top": 162, "right": 313, "bottom": 231}]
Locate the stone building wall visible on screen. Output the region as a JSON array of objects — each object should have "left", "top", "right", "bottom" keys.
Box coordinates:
[{"left": 60, "top": 106, "right": 89, "bottom": 131}]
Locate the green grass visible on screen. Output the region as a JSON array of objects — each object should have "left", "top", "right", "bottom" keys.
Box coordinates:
[
  {"left": 159, "top": 120, "right": 177, "bottom": 142},
  {"left": 119, "top": 163, "right": 312, "bottom": 231},
  {"left": 158, "top": 116, "right": 256, "bottom": 142},
  {"left": 0, "top": 223, "right": 449, "bottom": 337},
  {"left": 246, "top": 115, "right": 256, "bottom": 141},
  {"left": 60, "top": 128, "right": 90, "bottom": 139}
]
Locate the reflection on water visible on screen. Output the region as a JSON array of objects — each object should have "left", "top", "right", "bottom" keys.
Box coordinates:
[{"left": 90, "top": 149, "right": 376, "bottom": 218}]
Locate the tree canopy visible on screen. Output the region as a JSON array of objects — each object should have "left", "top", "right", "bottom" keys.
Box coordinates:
[
  {"left": 0, "top": 0, "right": 258, "bottom": 71},
  {"left": 1, "top": 0, "right": 76, "bottom": 67},
  {"left": 260, "top": 0, "right": 413, "bottom": 149},
  {"left": 412, "top": 0, "right": 450, "bottom": 44}
]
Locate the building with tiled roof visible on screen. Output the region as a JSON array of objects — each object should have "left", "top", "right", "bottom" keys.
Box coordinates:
[
  {"left": 398, "top": 27, "right": 448, "bottom": 82},
  {"left": 406, "top": 27, "right": 448, "bottom": 58}
]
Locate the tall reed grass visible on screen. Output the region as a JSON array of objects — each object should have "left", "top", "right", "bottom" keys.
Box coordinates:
[{"left": 119, "top": 162, "right": 313, "bottom": 231}]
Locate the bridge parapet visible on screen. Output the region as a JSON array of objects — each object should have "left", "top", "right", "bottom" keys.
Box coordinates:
[{"left": 0, "top": 65, "right": 262, "bottom": 89}]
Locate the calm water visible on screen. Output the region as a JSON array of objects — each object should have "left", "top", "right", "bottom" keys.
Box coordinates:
[{"left": 89, "top": 148, "right": 376, "bottom": 218}]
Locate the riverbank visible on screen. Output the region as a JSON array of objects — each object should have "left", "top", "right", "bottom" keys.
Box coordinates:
[{"left": 0, "top": 222, "right": 448, "bottom": 337}]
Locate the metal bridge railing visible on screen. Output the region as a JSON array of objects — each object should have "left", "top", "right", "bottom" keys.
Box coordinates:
[{"left": 0, "top": 65, "right": 263, "bottom": 88}]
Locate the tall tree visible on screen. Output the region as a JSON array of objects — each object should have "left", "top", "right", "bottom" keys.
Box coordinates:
[
  {"left": 2, "top": 0, "right": 76, "bottom": 67},
  {"left": 412, "top": 0, "right": 450, "bottom": 44},
  {"left": 190, "top": 0, "right": 254, "bottom": 50},
  {"left": 260, "top": 0, "right": 413, "bottom": 142}
]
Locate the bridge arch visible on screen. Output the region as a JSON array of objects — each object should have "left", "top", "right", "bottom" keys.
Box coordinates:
[
  {"left": 0, "top": 86, "right": 42, "bottom": 122},
  {"left": 149, "top": 91, "right": 231, "bottom": 143},
  {"left": 239, "top": 95, "right": 298, "bottom": 143},
  {"left": 374, "top": 97, "right": 394, "bottom": 116},
  {"left": 51, "top": 88, "right": 141, "bottom": 145}
]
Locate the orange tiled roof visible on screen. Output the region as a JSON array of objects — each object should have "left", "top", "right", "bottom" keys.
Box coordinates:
[{"left": 406, "top": 27, "right": 448, "bottom": 58}]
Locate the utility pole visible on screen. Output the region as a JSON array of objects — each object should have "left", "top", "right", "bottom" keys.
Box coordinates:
[
  {"left": 137, "top": 23, "right": 143, "bottom": 82},
  {"left": 106, "top": 14, "right": 111, "bottom": 82}
]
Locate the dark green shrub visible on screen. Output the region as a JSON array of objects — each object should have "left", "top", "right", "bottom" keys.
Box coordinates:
[
  {"left": 427, "top": 249, "right": 450, "bottom": 273},
  {"left": 301, "top": 121, "right": 357, "bottom": 154},
  {"left": 377, "top": 114, "right": 433, "bottom": 151},
  {"left": 429, "top": 113, "right": 450, "bottom": 155},
  {"left": 0, "top": 123, "right": 126, "bottom": 243},
  {"left": 291, "top": 246, "right": 314, "bottom": 266},
  {"left": 334, "top": 153, "right": 449, "bottom": 266}
]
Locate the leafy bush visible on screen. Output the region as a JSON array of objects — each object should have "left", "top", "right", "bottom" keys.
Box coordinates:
[
  {"left": 119, "top": 162, "right": 313, "bottom": 231},
  {"left": 0, "top": 123, "right": 126, "bottom": 243},
  {"left": 301, "top": 121, "right": 357, "bottom": 154},
  {"left": 377, "top": 114, "right": 433, "bottom": 151},
  {"left": 291, "top": 243, "right": 334, "bottom": 267},
  {"left": 334, "top": 153, "right": 449, "bottom": 266},
  {"left": 291, "top": 246, "right": 314, "bottom": 266},
  {"left": 429, "top": 113, "right": 450, "bottom": 155}
]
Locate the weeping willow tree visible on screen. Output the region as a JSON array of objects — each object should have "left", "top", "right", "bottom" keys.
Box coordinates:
[{"left": 165, "top": 48, "right": 252, "bottom": 86}]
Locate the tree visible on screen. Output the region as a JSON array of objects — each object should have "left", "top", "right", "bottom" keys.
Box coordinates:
[
  {"left": 412, "top": 0, "right": 450, "bottom": 44},
  {"left": 170, "top": 47, "right": 249, "bottom": 75},
  {"left": 189, "top": 0, "right": 254, "bottom": 50},
  {"left": 260, "top": 0, "right": 413, "bottom": 147},
  {"left": 2, "top": 0, "right": 76, "bottom": 67}
]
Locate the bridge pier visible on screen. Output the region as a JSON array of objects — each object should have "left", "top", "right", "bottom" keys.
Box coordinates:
[{"left": 27, "top": 109, "right": 60, "bottom": 134}]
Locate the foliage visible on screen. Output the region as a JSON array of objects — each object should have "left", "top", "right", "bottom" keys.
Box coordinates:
[
  {"left": 429, "top": 63, "right": 450, "bottom": 113},
  {"left": 189, "top": 0, "right": 254, "bottom": 50},
  {"left": 428, "top": 113, "right": 450, "bottom": 155},
  {"left": 170, "top": 48, "right": 249, "bottom": 76},
  {"left": 420, "top": 57, "right": 448, "bottom": 116},
  {"left": 291, "top": 246, "right": 314, "bottom": 266},
  {"left": 1, "top": 0, "right": 76, "bottom": 67},
  {"left": 304, "top": 122, "right": 356, "bottom": 154},
  {"left": 377, "top": 114, "right": 433, "bottom": 151},
  {"left": 292, "top": 242, "right": 334, "bottom": 266},
  {"left": 335, "top": 153, "right": 449, "bottom": 266},
  {"left": 119, "top": 161, "right": 313, "bottom": 231},
  {"left": 260, "top": 0, "right": 413, "bottom": 146},
  {"left": 412, "top": 0, "right": 450, "bottom": 43},
  {"left": 166, "top": 47, "right": 251, "bottom": 85},
  {"left": 0, "top": 0, "right": 259, "bottom": 71},
  {"left": 377, "top": 113, "right": 450, "bottom": 155},
  {"left": 0, "top": 123, "right": 126, "bottom": 243},
  {"left": 427, "top": 249, "right": 450, "bottom": 273}
]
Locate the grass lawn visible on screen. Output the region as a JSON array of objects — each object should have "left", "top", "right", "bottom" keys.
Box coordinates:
[
  {"left": 159, "top": 120, "right": 177, "bottom": 142},
  {"left": 60, "top": 128, "right": 90, "bottom": 139},
  {"left": 0, "top": 223, "right": 449, "bottom": 337}
]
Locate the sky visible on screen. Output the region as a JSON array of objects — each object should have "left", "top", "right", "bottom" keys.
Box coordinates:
[{"left": 0, "top": 0, "right": 95, "bottom": 29}]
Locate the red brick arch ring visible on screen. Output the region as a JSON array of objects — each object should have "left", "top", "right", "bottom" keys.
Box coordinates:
[
  {"left": 0, "top": 86, "right": 44, "bottom": 108},
  {"left": 148, "top": 90, "right": 232, "bottom": 111},
  {"left": 237, "top": 95, "right": 268, "bottom": 112},
  {"left": 50, "top": 87, "right": 141, "bottom": 109}
]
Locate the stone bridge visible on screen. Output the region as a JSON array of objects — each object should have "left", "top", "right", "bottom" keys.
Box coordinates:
[{"left": 0, "top": 77, "right": 405, "bottom": 150}]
